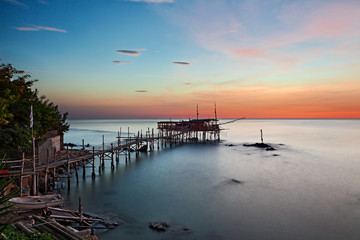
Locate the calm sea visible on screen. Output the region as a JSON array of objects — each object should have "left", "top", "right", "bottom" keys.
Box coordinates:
[{"left": 62, "top": 119, "right": 360, "bottom": 240}]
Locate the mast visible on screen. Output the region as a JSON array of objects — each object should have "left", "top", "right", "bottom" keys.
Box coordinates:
[
  {"left": 214, "top": 103, "right": 217, "bottom": 120},
  {"left": 30, "top": 104, "right": 36, "bottom": 195},
  {"left": 196, "top": 105, "right": 199, "bottom": 120}
]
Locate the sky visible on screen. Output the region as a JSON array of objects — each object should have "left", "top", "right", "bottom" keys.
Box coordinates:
[{"left": 1, "top": 0, "right": 360, "bottom": 119}]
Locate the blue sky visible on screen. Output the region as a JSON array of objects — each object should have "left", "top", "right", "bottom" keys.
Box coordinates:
[{"left": 1, "top": 0, "right": 360, "bottom": 118}]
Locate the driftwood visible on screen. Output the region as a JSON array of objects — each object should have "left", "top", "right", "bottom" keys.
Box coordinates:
[
  {"left": 49, "top": 214, "right": 103, "bottom": 222},
  {"left": 33, "top": 215, "right": 83, "bottom": 240},
  {"left": 14, "top": 222, "right": 33, "bottom": 234}
]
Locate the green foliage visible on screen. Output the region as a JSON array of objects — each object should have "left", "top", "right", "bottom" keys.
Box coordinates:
[
  {"left": 0, "top": 63, "right": 69, "bottom": 158},
  {"left": 1, "top": 225, "right": 53, "bottom": 240},
  {"left": 0, "top": 158, "right": 18, "bottom": 233}
]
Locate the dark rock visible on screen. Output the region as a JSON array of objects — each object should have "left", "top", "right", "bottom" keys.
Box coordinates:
[
  {"left": 64, "top": 143, "right": 77, "bottom": 147},
  {"left": 149, "top": 222, "right": 169, "bottom": 232},
  {"left": 231, "top": 179, "right": 244, "bottom": 184},
  {"left": 243, "top": 142, "right": 276, "bottom": 151},
  {"left": 273, "top": 154, "right": 280, "bottom": 156},
  {"left": 266, "top": 147, "right": 276, "bottom": 151},
  {"left": 225, "top": 144, "right": 235, "bottom": 147}
]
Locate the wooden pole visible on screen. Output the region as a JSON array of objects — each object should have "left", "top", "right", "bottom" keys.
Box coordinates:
[
  {"left": 67, "top": 158, "right": 71, "bottom": 190},
  {"left": 157, "top": 132, "right": 160, "bottom": 150},
  {"left": 261, "top": 129, "right": 263, "bottom": 144},
  {"left": 136, "top": 131, "right": 139, "bottom": 157},
  {"left": 82, "top": 160, "right": 86, "bottom": 178},
  {"left": 92, "top": 147, "right": 95, "bottom": 179},
  {"left": 102, "top": 135, "right": 105, "bottom": 169},
  {"left": 53, "top": 167, "right": 56, "bottom": 190},
  {"left": 31, "top": 104, "right": 36, "bottom": 196},
  {"left": 111, "top": 143, "right": 114, "bottom": 170},
  {"left": 36, "top": 173, "right": 40, "bottom": 195},
  {"left": 20, "top": 152, "right": 25, "bottom": 197},
  {"left": 74, "top": 163, "right": 79, "bottom": 184},
  {"left": 152, "top": 128, "right": 155, "bottom": 151},
  {"left": 128, "top": 137, "right": 131, "bottom": 161}
]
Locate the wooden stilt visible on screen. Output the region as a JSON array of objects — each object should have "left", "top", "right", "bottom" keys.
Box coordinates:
[
  {"left": 102, "top": 135, "right": 105, "bottom": 169},
  {"left": 157, "top": 132, "right": 160, "bottom": 150},
  {"left": 92, "top": 147, "right": 95, "bottom": 179},
  {"left": 82, "top": 160, "right": 86, "bottom": 178},
  {"left": 111, "top": 143, "right": 114, "bottom": 170},
  {"left": 128, "top": 136, "right": 131, "bottom": 161},
  {"left": 67, "top": 159, "right": 71, "bottom": 190},
  {"left": 53, "top": 167, "right": 56, "bottom": 189},
  {"left": 75, "top": 163, "right": 79, "bottom": 184},
  {"left": 20, "top": 153, "right": 24, "bottom": 197},
  {"left": 36, "top": 173, "right": 40, "bottom": 194}
]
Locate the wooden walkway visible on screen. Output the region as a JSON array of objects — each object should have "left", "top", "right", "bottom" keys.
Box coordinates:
[{"left": 1, "top": 125, "right": 220, "bottom": 195}]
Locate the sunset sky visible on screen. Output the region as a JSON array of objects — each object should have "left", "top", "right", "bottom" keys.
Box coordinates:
[{"left": 1, "top": 0, "right": 360, "bottom": 118}]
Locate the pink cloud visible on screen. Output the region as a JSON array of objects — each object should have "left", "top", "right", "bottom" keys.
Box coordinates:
[
  {"left": 37, "top": 26, "right": 67, "bottom": 33},
  {"left": 305, "top": 3, "right": 360, "bottom": 39},
  {"left": 274, "top": 2, "right": 360, "bottom": 45},
  {"left": 233, "top": 48, "right": 265, "bottom": 57}
]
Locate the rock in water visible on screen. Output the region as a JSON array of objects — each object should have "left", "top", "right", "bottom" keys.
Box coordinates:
[
  {"left": 243, "top": 142, "right": 276, "bottom": 150},
  {"left": 149, "top": 222, "right": 169, "bottom": 232},
  {"left": 231, "top": 179, "right": 244, "bottom": 184},
  {"left": 266, "top": 147, "right": 276, "bottom": 151}
]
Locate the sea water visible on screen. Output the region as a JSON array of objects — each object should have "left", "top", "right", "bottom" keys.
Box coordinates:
[{"left": 62, "top": 119, "right": 360, "bottom": 240}]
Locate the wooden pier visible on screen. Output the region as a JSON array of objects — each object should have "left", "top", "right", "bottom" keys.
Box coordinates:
[{"left": 1, "top": 119, "right": 221, "bottom": 196}]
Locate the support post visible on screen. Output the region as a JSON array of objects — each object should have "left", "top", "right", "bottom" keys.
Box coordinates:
[
  {"left": 82, "top": 160, "right": 86, "bottom": 178},
  {"left": 157, "top": 132, "right": 160, "bottom": 150},
  {"left": 67, "top": 158, "right": 71, "bottom": 190},
  {"left": 75, "top": 163, "right": 79, "bottom": 184},
  {"left": 53, "top": 167, "right": 56, "bottom": 190},
  {"left": 111, "top": 143, "right": 114, "bottom": 170},
  {"left": 20, "top": 152, "right": 25, "bottom": 197},
  {"left": 92, "top": 147, "right": 95, "bottom": 179},
  {"left": 102, "top": 135, "right": 105, "bottom": 169},
  {"left": 128, "top": 137, "right": 131, "bottom": 161}
]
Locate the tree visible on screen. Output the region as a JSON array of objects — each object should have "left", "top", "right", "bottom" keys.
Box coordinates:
[
  {"left": 0, "top": 63, "right": 69, "bottom": 158},
  {"left": 0, "top": 158, "right": 18, "bottom": 233}
]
